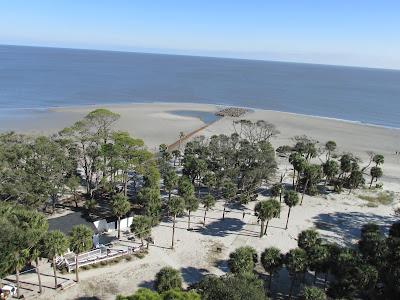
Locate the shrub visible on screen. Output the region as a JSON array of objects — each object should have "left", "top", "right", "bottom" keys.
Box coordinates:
[{"left": 155, "top": 267, "right": 183, "bottom": 293}]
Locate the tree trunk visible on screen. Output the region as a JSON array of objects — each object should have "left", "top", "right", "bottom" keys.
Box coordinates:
[
  {"left": 264, "top": 220, "right": 270, "bottom": 235},
  {"left": 140, "top": 237, "right": 144, "bottom": 246},
  {"left": 260, "top": 221, "right": 265, "bottom": 238},
  {"left": 314, "top": 271, "right": 318, "bottom": 284},
  {"left": 222, "top": 205, "right": 226, "bottom": 220},
  {"left": 171, "top": 215, "right": 176, "bottom": 249},
  {"left": 36, "top": 257, "right": 42, "bottom": 293},
  {"left": 16, "top": 267, "right": 21, "bottom": 299},
  {"left": 369, "top": 177, "right": 374, "bottom": 188},
  {"left": 301, "top": 179, "right": 309, "bottom": 205},
  {"left": 75, "top": 255, "right": 79, "bottom": 282},
  {"left": 203, "top": 210, "right": 207, "bottom": 226},
  {"left": 292, "top": 170, "right": 295, "bottom": 187},
  {"left": 53, "top": 257, "right": 58, "bottom": 289},
  {"left": 295, "top": 172, "right": 301, "bottom": 191},
  {"left": 118, "top": 217, "right": 121, "bottom": 239},
  {"left": 268, "top": 273, "right": 273, "bottom": 290},
  {"left": 168, "top": 190, "right": 171, "bottom": 201},
  {"left": 74, "top": 193, "right": 78, "bottom": 208},
  {"left": 188, "top": 210, "right": 191, "bottom": 229},
  {"left": 285, "top": 208, "right": 291, "bottom": 230}
]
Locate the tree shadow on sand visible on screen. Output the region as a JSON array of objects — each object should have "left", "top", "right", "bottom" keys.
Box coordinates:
[
  {"left": 138, "top": 279, "right": 155, "bottom": 289},
  {"left": 312, "top": 211, "right": 396, "bottom": 246},
  {"left": 214, "top": 259, "right": 229, "bottom": 273},
  {"left": 180, "top": 266, "right": 209, "bottom": 285},
  {"left": 199, "top": 218, "right": 258, "bottom": 238}
]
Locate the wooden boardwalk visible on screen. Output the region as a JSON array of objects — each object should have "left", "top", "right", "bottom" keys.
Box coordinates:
[{"left": 167, "top": 118, "right": 221, "bottom": 151}]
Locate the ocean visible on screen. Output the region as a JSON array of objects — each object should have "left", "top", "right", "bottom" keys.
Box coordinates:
[{"left": 1, "top": 44, "right": 400, "bottom": 128}]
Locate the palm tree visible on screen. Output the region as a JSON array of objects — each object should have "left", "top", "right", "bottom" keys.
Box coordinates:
[
  {"left": 322, "top": 160, "right": 339, "bottom": 188},
  {"left": 130, "top": 215, "right": 152, "bottom": 246},
  {"left": 261, "top": 247, "right": 283, "bottom": 289},
  {"left": 44, "top": 230, "right": 69, "bottom": 289},
  {"left": 202, "top": 194, "right": 216, "bottom": 226},
  {"left": 69, "top": 225, "right": 93, "bottom": 282},
  {"left": 9, "top": 207, "right": 48, "bottom": 296},
  {"left": 163, "top": 169, "right": 178, "bottom": 201},
  {"left": 301, "top": 164, "right": 321, "bottom": 205},
  {"left": 111, "top": 193, "right": 131, "bottom": 239},
  {"left": 284, "top": 191, "right": 300, "bottom": 230},
  {"left": 324, "top": 140, "right": 337, "bottom": 162},
  {"left": 185, "top": 196, "right": 199, "bottom": 229},
  {"left": 372, "top": 154, "right": 384, "bottom": 166},
  {"left": 308, "top": 244, "right": 330, "bottom": 284},
  {"left": 254, "top": 200, "right": 280, "bottom": 237},
  {"left": 297, "top": 229, "right": 321, "bottom": 252},
  {"left": 8, "top": 250, "right": 28, "bottom": 299},
  {"left": 172, "top": 149, "right": 181, "bottom": 166},
  {"left": 285, "top": 248, "right": 308, "bottom": 300},
  {"left": 221, "top": 179, "right": 237, "bottom": 220},
  {"left": 168, "top": 196, "right": 185, "bottom": 249},
  {"left": 369, "top": 166, "right": 383, "bottom": 188},
  {"left": 30, "top": 248, "right": 43, "bottom": 294},
  {"left": 270, "top": 183, "right": 283, "bottom": 202}
]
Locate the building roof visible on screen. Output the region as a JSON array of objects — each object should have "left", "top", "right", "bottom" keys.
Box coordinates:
[{"left": 48, "top": 211, "right": 98, "bottom": 235}]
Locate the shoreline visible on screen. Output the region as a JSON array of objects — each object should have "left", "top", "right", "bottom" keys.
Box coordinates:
[
  {"left": 1, "top": 100, "right": 398, "bottom": 131},
  {"left": 1, "top": 102, "right": 399, "bottom": 183}
]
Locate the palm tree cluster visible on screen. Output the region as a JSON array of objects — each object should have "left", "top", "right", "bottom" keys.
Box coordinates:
[
  {"left": 221, "top": 223, "right": 400, "bottom": 299},
  {"left": 278, "top": 136, "right": 384, "bottom": 198},
  {"left": 0, "top": 109, "right": 394, "bottom": 299},
  {"left": 0, "top": 202, "right": 94, "bottom": 296},
  {"left": 156, "top": 125, "right": 279, "bottom": 248}
]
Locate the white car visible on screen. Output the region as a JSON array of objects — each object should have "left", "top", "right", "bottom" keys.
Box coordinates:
[{"left": 1, "top": 284, "right": 17, "bottom": 297}]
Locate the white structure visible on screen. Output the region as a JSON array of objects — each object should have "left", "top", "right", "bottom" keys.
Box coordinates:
[
  {"left": 93, "top": 216, "right": 133, "bottom": 233},
  {"left": 57, "top": 245, "right": 134, "bottom": 272}
]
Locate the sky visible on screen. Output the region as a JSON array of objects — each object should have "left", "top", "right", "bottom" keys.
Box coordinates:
[{"left": 1, "top": 0, "right": 400, "bottom": 69}]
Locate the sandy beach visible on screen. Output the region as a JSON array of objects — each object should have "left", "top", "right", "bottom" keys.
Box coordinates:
[
  {"left": 4, "top": 102, "right": 400, "bottom": 299},
  {"left": 5, "top": 102, "right": 400, "bottom": 180}
]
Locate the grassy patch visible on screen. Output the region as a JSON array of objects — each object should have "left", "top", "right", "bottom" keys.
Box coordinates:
[
  {"left": 134, "top": 251, "right": 147, "bottom": 259},
  {"left": 359, "top": 191, "right": 394, "bottom": 206}
]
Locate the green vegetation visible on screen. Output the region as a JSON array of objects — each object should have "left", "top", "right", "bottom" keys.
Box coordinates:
[
  {"left": 228, "top": 246, "right": 257, "bottom": 274},
  {"left": 1, "top": 109, "right": 396, "bottom": 299},
  {"left": 155, "top": 267, "right": 183, "bottom": 293},
  {"left": 359, "top": 191, "right": 394, "bottom": 206},
  {"left": 254, "top": 200, "right": 280, "bottom": 237},
  {"left": 69, "top": 224, "right": 93, "bottom": 282},
  {"left": 111, "top": 193, "right": 131, "bottom": 239}
]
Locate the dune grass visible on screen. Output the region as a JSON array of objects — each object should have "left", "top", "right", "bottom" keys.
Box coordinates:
[{"left": 359, "top": 191, "right": 395, "bottom": 207}]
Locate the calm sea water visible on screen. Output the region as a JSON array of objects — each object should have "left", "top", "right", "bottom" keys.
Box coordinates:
[{"left": 1, "top": 45, "right": 400, "bottom": 128}]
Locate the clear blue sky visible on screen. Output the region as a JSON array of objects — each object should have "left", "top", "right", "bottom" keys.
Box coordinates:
[{"left": 1, "top": 0, "right": 399, "bottom": 69}]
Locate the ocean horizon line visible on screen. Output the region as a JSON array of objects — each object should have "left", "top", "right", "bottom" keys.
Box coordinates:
[{"left": 2, "top": 43, "right": 400, "bottom": 73}]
